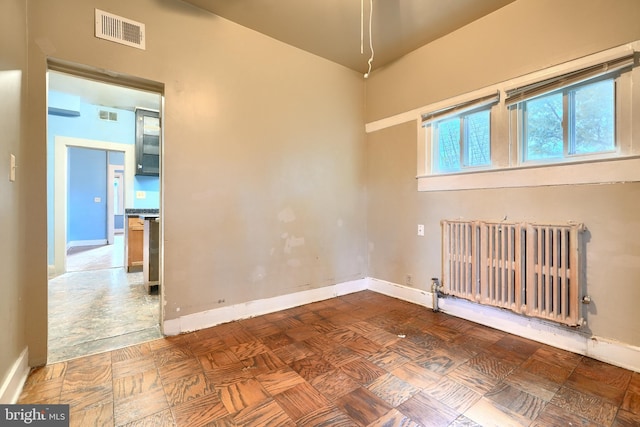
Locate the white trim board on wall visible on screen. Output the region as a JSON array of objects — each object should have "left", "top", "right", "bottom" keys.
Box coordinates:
[
  {"left": 365, "top": 42, "right": 639, "bottom": 134},
  {"left": 67, "top": 239, "right": 108, "bottom": 249},
  {"left": 416, "top": 156, "right": 640, "bottom": 191},
  {"left": 163, "top": 278, "right": 369, "bottom": 336},
  {"left": 53, "top": 136, "right": 135, "bottom": 276},
  {"left": 164, "top": 277, "right": 640, "bottom": 373},
  {"left": 368, "top": 278, "right": 640, "bottom": 373},
  {"left": 0, "top": 347, "right": 29, "bottom": 404}
]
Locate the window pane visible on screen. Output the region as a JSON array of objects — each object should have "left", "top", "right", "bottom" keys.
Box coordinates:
[
  {"left": 143, "top": 116, "right": 160, "bottom": 136},
  {"left": 464, "top": 109, "right": 490, "bottom": 166},
  {"left": 572, "top": 79, "right": 615, "bottom": 154},
  {"left": 436, "top": 117, "right": 460, "bottom": 171},
  {"left": 524, "top": 92, "right": 563, "bottom": 160}
]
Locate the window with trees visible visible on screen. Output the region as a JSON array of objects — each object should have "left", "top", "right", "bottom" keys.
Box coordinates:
[
  {"left": 415, "top": 47, "right": 639, "bottom": 190},
  {"left": 434, "top": 108, "right": 491, "bottom": 172},
  {"left": 517, "top": 78, "right": 615, "bottom": 162},
  {"left": 418, "top": 49, "right": 640, "bottom": 188},
  {"left": 422, "top": 92, "right": 498, "bottom": 174}
]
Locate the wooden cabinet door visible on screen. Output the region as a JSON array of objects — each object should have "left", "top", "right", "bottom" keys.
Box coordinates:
[{"left": 127, "top": 217, "right": 144, "bottom": 271}]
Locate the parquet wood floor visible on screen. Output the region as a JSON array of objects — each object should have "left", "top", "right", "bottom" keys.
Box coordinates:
[{"left": 19, "top": 291, "right": 640, "bottom": 426}]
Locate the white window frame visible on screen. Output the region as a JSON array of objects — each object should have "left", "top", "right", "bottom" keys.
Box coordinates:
[
  {"left": 521, "top": 79, "right": 617, "bottom": 161},
  {"left": 509, "top": 62, "right": 632, "bottom": 167},
  {"left": 405, "top": 43, "right": 640, "bottom": 192},
  {"left": 419, "top": 90, "right": 501, "bottom": 177},
  {"left": 429, "top": 105, "right": 494, "bottom": 174}
]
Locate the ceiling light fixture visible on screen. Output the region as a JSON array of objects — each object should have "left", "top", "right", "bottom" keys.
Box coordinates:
[{"left": 363, "top": 0, "right": 374, "bottom": 79}]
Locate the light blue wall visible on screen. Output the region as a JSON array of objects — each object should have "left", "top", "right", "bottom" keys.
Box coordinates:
[
  {"left": 47, "top": 91, "right": 160, "bottom": 263},
  {"left": 109, "top": 150, "right": 125, "bottom": 165},
  {"left": 134, "top": 175, "right": 161, "bottom": 209},
  {"left": 68, "top": 147, "right": 107, "bottom": 242}
]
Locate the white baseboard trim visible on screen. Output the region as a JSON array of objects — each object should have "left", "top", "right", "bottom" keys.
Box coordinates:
[
  {"left": 370, "top": 278, "right": 640, "bottom": 373},
  {"left": 163, "top": 278, "right": 368, "bottom": 336},
  {"left": 162, "top": 276, "right": 640, "bottom": 373},
  {"left": 585, "top": 336, "right": 640, "bottom": 373},
  {"left": 67, "top": 239, "right": 107, "bottom": 249},
  {"left": 0, "top": 347, "right": 29, "bottom": 404},
  {"left": 367, "top": 278, "right": 434, "bottom": 309}
]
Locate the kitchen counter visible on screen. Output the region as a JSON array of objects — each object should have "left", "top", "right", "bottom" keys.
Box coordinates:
[{"left": 125, "top": 208, "right": 159, "bottom": 217}]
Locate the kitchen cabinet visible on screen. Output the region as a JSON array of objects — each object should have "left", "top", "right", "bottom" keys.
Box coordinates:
[
  {"left": 135, "top": 108, "right": 160, "bottom": 176},
  {"left": 127, "top": 216, "right": 144, "bottom": 271}
]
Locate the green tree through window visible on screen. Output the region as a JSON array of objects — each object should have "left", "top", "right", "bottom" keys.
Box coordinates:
[
  {"left": 524, "top": 93, "right": 563, "bottom": 160},
  {"left": 465, "top": 110, "right": 490, "bottom": 166},
  {"left": 437, "top": 117, "right": 460, "bottom": 171},
  {"left": 435, "top": 109, "right": 491, "bottom": 172},
  {"left": 523, "top": 79, "right": 614, "bottom": 161},
  {"left": 573, "top": 79, "right": 615, "bottom": 154}
]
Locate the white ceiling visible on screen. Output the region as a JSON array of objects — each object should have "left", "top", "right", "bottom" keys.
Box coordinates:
[
  {"left": 48, "top": 71, "right": 161, "bottom": 112},
  {"left": 181, "top": 0, "right": 517, "bottom": 74},
  {"left": 49, "top": 0, "right": 516, "bottom": 109}
]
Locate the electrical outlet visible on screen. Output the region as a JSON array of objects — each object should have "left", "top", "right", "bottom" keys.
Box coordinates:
[
  {"left": 417, "top": 224, "right": 425, "bottom": 236},
  {"left": 406, "top": 274, "right": 412, "bottom": 286}
]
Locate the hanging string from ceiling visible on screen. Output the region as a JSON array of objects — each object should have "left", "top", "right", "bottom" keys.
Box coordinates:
[
  {"left": 360, "top": 0, "right": 364, "bottom": 55},
  {"left": 363, "top": 0, "right": 374, "bottom": 78}
]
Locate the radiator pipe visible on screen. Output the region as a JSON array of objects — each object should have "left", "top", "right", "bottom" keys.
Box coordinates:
[{"left": 431, "top": 278, "right": 441, "bottom": 312}]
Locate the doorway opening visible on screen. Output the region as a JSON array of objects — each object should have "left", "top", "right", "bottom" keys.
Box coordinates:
[
  {"left": 65, "top": 147, "right": 126, "bottom": 272},
  {"left": 46, "top": 63, "right": 164, "bottom": 363}
]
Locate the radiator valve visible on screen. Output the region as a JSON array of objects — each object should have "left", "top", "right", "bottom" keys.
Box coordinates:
[
  {"left": 431, "top": 278, "right": 441, "bottom": 312},
  {"left": 581, "top": 295, "right": 592, "bottom": 304}
]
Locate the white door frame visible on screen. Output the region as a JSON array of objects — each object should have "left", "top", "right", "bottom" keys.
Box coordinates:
[
  {"left": 107, "top": 164, "right": 125, "bottom": 244},
  {"left": 53, "top": 136, "right": 134, "bottom": 275}
]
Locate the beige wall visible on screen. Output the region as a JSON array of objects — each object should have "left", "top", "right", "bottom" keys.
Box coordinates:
[
  {"left": 366, "top": 0, "right": 640, "bottom": 346},
  {"left": 15, "top": 0, "right": 640, "bottom": 369},
  {"left": 0, "top": 0, "right": 28, "bottom": 392},
  {"left": 25, "top": 0, "right": 366, "bottom": 363},
  {"left": 367, "top": 0, "right": 640, "bottom": 122}
]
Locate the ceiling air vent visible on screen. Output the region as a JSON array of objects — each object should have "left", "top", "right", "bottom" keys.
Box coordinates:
[
  {"left": 95, "top": 9, "right": 145, "bottom": 50},
  {"left": 99, "top": 110, "right": 118, "bottom": 122}
]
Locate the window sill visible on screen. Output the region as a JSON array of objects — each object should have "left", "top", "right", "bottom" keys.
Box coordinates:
[{"left": 417, "top": 156, "right": 640, "bottom": 192}]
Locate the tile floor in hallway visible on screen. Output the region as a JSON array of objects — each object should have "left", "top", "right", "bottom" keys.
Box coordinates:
[
  {"left": 21, "top": 291, "right": 640, "bottom": 426},
  {"left": 65, "top": 235, "right": 126, "bottom": 273},
  {"left": 48, "top": 236, "right": 162, "bottom": 363}
]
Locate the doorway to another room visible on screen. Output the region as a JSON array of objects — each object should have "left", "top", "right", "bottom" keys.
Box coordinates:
[
  {"left": 47, "top": 67, "right": 164, "bottom": 363},
  {"left": 65, "top": 147, "right": 125, "bottom": 273}
]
